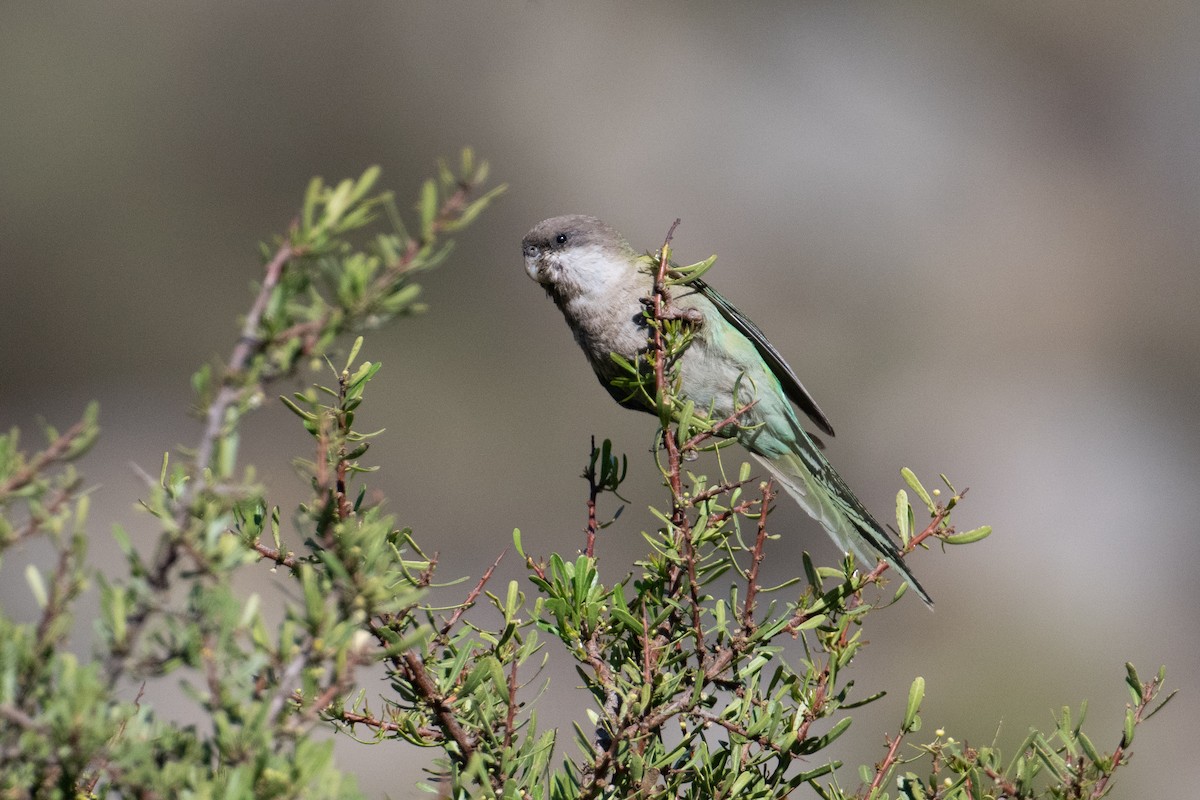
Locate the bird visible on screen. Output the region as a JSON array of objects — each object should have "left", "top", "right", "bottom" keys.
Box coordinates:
[{"left": 522, "top": 214, "right": 931, "bottom": 607}]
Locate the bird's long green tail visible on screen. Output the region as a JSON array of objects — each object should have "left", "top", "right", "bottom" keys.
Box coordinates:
[{"left": 754, "top": 451, "right": 934, "bottom": 607}]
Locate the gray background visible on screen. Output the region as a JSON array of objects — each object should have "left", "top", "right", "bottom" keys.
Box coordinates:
[{"left": 2, "top": 2, "right": 1196, "bottom": 796}]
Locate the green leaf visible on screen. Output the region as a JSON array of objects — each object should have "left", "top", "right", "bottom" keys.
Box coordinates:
[
  {"left": 666, "top": 253, "right": 718, "bottom": 285},
  {"left": 904, "top": 676, "right": 925, "bottom": 732},
  {"left": 419, "top": 179, "right": 438, "bottom": 239},
  {"left": 1079, "top": 729, "right": 1103, "bottom": 762},
  {"left": 794, "top": 613, "right": 827, "bottom": 631},
  {"left": 302, "top": 176, "right": 322, "bottom": 232},
  {"left": 345, "top": 336, "right": 364, "bottom": 372},
  {"left": 802, "top": 551, "right": 820, "bottom": 591},
  {"left": 901, "top": 467, "right": 935, "bottom": 513},
  {"left": 896, "top": 489, "right": 911, "bottom": 545},
  {"left": 1145, "top": 689, "right": 1177, "bottom": 721},
  {"left": 941, "top": 525, "right": 991, "bottom": 545},
  {"left": 1122, "top": 709, "right": 1136, "bottom": 748},
  {"left": 352, "top": 165, "right": 381, "bottom": 203},
  {"left": 25, "top": 564, "right": 48, "bottom": 607}
]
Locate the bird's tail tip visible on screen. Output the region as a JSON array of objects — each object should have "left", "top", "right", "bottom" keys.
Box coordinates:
[{"left": 896, "top": 568, "right": 935, "bottom": 610}]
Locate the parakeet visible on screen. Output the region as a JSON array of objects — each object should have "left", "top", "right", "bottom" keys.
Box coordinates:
[{"left": 522, "top": 215, "right": 931, "bottom": 606}]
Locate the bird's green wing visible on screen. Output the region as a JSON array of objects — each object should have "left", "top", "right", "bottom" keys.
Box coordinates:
[{"left": 689, "top": 278, "right": 835, "bottom": 437}]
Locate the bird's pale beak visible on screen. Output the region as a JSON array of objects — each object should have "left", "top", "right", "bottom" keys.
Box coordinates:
[{"left": 524, "top": 248, "right": 557, "bottom": 285}]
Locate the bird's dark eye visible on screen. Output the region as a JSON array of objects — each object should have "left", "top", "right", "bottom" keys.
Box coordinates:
[{"left": 555, "top": 233, "right": 568, "bottom": 245}]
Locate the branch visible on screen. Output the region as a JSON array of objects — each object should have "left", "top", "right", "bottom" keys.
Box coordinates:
[
  {"left": 437, "top": 550, "right": 505, "bottom": 640},
  {"left": 155, "top": 240, "right": 301, "bottom": 589},
  {"left": 740, "top": 480, "right": 775, "bottom": 633},
  {"left": 0, "top": 416, "right": 90, "bottom": 497},
  {"left": 399, "top": 650, "right": 478, "bottom": 762},
  {"left": 193, "top": 240, "right": 300, "bottom": 484},
  {"left": 864, "top": 731, "right": 908, "bottom": 799}
]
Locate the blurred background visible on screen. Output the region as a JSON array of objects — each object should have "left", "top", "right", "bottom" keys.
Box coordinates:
[{"left": 1, "top": 2, "right": 1196, "bottom": 795}]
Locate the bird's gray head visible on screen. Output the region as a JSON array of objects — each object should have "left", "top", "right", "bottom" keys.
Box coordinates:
[{"left": 522, "top": 215, "right": 636, "bottom": 296}]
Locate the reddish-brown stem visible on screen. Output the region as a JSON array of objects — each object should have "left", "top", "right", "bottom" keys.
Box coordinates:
[
  {"left": 438, "top": 550, "right": 505, "bottom": 640},
  {"left": 1089, "top": 675, "right": 1160, "bottom": 799},
  {"left": 740, "top": 481, "right": 775, "bottom": 633},
  {"left": 865, "top": 731, "right": 908, "bottom": 799},
  {"left": 250, "top": 540, "right": 298, "bottom": 569},
  {"left": 585, "top": 436, "right": 600, "bottom": 558},
  {"left": 334, "top": 709, "right": 404, "bottom": 733},
  {"left": 859, "top": 494, "right": 960, "bottom": 589},
  {"left": 680, "top": 399, "right": 758, "bottom": 452},
  {"left": 399, "top": 650, "right": 478, "bottom": 762}
]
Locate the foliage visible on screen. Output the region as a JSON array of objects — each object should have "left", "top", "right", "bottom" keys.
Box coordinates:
[{"left": 0, "top": 160, "right": 1172, "bottom": 800}]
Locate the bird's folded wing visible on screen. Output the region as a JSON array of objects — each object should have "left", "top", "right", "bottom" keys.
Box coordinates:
[{"left": 689, "top": 278, "right": 836, "bottom": 437}]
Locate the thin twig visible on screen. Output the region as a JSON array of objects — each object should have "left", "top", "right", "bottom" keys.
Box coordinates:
[
  {"left": 194, "top": 241, "right": 299, "bottom": 480},
  {"left": 438, "top": 550, "right": 505, "bottom": 640},
  {"left": 585, "top": 435, "right": 600, "bottom": 557},
  {"left": 680, "top": 399, "right": 759, "bottom": 452},
  {"left": 740, "top": 481, "right": 775, "bottom": 633},
  {"left": 399, "top": 650, "right": 478, "bottom": 762},
  {"left": 333, "top": 709, "right": 405, "bottom": 733},
  {"left": 0, "top": 417, "right": 89, "bottom": 497},
  {"left": 249, "top": 540, "right": 299, "bottom": 569},
  {"left": 865, "top": 731, "right": 909, "bottom": 798},
  {"left": 1089, "top": 675, "right": 1160, "bottom": 799}
]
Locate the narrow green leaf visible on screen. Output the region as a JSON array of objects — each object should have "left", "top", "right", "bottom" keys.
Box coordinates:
[
  {"left": 1122, "top": 709, "right": 1136, "bottom": 748},
  {"left": 352, "top": 165, "right": 381, "bottom": 203},
  {"left": 1078, "top": 730, "right": 1103, "bottom": 763},
  {"left": 901, "top": 467, "right": 935, "bottom": 512},
  {"left": 302, "top": 176, "right": 322, "bottom": 233},
  {"left": 280, "top": 395, "right": 317, "bottom": 422},
  {"left": 941, "top": 525, "right": 992, "bottom": 545},
  {"left": 795, "top": 613, "right": 827, "bottom": 631},
  {"left": 896, "top": 489, "right": 911, "bottom": 544},
  {"left": 1124, "top": 662, "right": 1141, "bottom": 693},
  {"left": 802, "top": 551, "right": 820, "bottom": 591},
  {"left": 345, "top": 336, "right": 364, "bottom": 372},
  {"left": 419, "top": 179, "right": 438, "bottom": 239},
  {"left": 505, "top": 580, "right": 521, "bottom": 618},
  {"left": 1144, "top": 689, "right": 1177, "bottom": 721},
  {"left": 904, "top": 676, "right": 925, "bottom": 732},
  {"left": 25, "top": 565, "right": 48, "bottom": 607}
]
